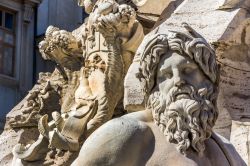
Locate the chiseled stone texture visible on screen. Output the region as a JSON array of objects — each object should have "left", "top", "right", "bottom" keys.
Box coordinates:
[
  {"left": 5, "top": 0, "right": 145, "bottom": 165},
  {"left": 214, "top": 18, "right": 250, "bottom": 163},
  {"left": 230, "top": 120, "right": 250, "bottom": 166},
  {"left": 124, "top": 0, "right": 250, "bottom": 163},
  {"left": 0, "top": 128, "right": 39, "bottom": 166},
  {"left": 124, "top": 60, "right": 145, "bottom": 112},
  {"left": 74, "top": 25, "right": 245, "bottom": 166},
  {"left": 155, "top": 0, "right": 249, "bottom": 42}
]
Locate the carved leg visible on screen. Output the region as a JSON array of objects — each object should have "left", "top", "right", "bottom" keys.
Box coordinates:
[
  {"left": 12, "top": 135, "right": 49, "bottom": 162},
  {"left": 48, "top": 100, "right": 98, "bottom": 151},
  {"left": 48, "top": 129, "right": 80, "bottom": 151}
]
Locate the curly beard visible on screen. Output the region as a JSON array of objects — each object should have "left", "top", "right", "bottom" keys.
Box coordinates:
[{"left": 147, "top": 85, "right": 218, "bottom": 155}]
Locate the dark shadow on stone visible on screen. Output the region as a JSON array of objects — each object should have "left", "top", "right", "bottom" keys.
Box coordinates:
[
  {"left": 139, "top": 127, "right": 155, "bottom": 166},
  {"left": 18, "top": 128, "right": 40, "bottom": 145},
  {"left": 153, "top": 0, "right": 185, "bottom": 29}
]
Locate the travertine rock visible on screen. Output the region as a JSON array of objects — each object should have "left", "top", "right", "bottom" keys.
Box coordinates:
[{"left": 230, "top": 120, "right": 250, "bottom": 166}]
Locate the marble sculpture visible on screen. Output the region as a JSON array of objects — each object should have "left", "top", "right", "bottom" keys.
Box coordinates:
[
  {"left": 71, "top": 23, "right": 246, "bottom": 166},
  {"left": 0, "top": 0, "right": 246, "bottom": 165}
]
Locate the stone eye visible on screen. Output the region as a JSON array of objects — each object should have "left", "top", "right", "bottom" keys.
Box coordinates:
[{"left": 183, "top": 67, "right": 194, "bottom": 74}]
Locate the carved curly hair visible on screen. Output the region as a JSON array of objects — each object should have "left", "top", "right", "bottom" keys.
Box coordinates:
[{"left": 137, "top": 26, "right": 219, "bottom": 96}]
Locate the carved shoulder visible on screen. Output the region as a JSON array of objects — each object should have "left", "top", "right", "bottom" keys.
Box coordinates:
[
  {"left": 72, "top": 117, "right": 154, "bottom": 166},
  {"left": 210, "top": 133, "right": 247, "bottom": 166}
]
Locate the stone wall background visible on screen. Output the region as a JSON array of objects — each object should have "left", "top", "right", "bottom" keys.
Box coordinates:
[{"left": 214, "top": 19, "right": 250, "bottom": 164}]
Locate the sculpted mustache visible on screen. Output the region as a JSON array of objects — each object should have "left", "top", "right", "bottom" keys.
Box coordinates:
[
  {"left": 147, "top": 85, "right": 198, "bottom": 115},
  {"left": 168, "top": 85, "right": 196, "bottom": 102}
]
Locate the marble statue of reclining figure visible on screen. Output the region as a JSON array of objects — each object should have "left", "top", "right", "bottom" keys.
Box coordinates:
[{"left": 72, "top": 23, "right": 246, "bottom": 166}]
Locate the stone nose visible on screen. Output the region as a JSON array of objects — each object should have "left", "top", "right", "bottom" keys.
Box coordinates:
[
  {"left": 173, "top": 70, "right": 185, "bottom": 87},
  {"left": 174, "top": 77, "right": 185, "bottom": 87}
]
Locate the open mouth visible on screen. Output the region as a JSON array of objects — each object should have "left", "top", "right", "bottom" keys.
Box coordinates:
[{"left": 174, "top": 92, "right": 190, "bottom": 101}]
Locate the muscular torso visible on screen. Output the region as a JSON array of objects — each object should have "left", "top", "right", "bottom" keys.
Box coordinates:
[
  {"left": 125, "top": 111, "right": 230, "bottom": 166},
  {"left": 72, "top": 110, "right": 231, "bottom": 166}
]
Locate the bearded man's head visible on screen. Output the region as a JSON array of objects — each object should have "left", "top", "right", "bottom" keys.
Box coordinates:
[{"left": 137, "top": 25, "right": 219, "bottom": 155}]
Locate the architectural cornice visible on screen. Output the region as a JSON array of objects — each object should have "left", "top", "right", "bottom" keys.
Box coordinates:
[
  {"left": 22, "top": 0, "right": 42, "bottom": 22},
  {"left": 24, "top": 0, "right": 43, "bottom": 6}
]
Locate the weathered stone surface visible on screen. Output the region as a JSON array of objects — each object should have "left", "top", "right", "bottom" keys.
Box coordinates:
[
  {"left": 230, "top": 120, "right": 250, "bottom": 166},
  {"left": 0, "top": 128, "right": 39, "bottom": 166},
  {"left": 0, "top": 0, "right": 249, "bottom": 165},
  {"left": 123, "top": 0, "right": 250, "bottom": 163},
  {"left": 214, "top": 18, "right": 250, "bottom": 163},
  {"left": 126, "top": 0, "right": 239, "bottom": 109},
  {"left": 73, "top": 24, "right": 246, "bottom": 166},
  {"left": 161, "top": 1, "right": 250, "bottom": 161},
  {"left": 156, "top": 0, "right": 249, "bottom": 42},
  {"left": 0, "top": 0, "right": 145, "bottom": 165},
  {"left": 124, "top": 58, "right": 145, "bottom": 112}
]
